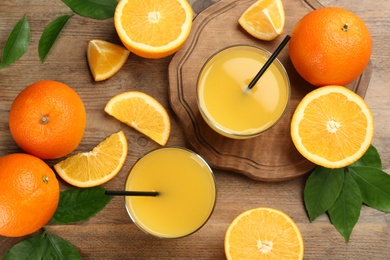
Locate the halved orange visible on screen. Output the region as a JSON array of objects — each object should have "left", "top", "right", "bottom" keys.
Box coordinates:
[
  {"left": 114, "top": 0, "right": 193, "bottom": 59},
  {"left": 225, "top": 207, "right": 304, "bottom": 260},
  {"left": 104, "top": 91, "right": 170, "bottom": 146},
  {"left": 291, "top": 85, "right": 374, "bottom": 168},
  {"left": 87, "top": 39, "right": 130, "bottom": 81},
  {"left": 54, "top": 131, "right": 128, "bottom": 187},
  {"left": 238, "top": 0, "right": 285, "bottom": 41}
]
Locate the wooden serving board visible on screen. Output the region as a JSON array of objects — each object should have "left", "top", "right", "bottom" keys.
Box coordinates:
[{"left": 168, "top": 0, "right": 372, "bottom": 182}]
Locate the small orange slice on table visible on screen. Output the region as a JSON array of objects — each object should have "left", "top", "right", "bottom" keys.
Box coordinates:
[
  {"left": 238, "top": 0, "right": 285, "bottom": 41},
  {"left": 54, "top": 131, "right": 128, "bottom": 188},
  {"left": 87, "top": 39, "right": 130, "bottom": 81},
  {"left": 114, "top": 0, "right": 193, "bottom": 59},
  {"left": 104, "top": 91, "right": 170, "bottom": 146},
  {"left": 225, "top": 207, "right": 304, "bottom": 260},
  {"left": 291, "top": 85, "right": 374, "bottom": 168}
]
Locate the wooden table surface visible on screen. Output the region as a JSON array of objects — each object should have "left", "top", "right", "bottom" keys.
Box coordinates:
[{"left": 1, "top": 0, "right": 389, "bottom": 259}]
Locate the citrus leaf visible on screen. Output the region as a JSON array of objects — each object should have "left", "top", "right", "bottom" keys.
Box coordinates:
[
  {"left": 349, "top": 166, "right": 390, "bottom": 212},
  {"left": 39, "top": 14, "right": 72, "bottom": 62},
  {"left": 350, "top": 145, "right": 382, "bottom": 170},
  {"left": 51, "top": 187, "right": 112, "bottom": 224},
  {"left": 44, "top": 232, "right": 81, "bottom": 259},
  {"left": 3, "top": 235, "right": 45, "bottom": 259},
  {"left": 3, "top": 231, "right": 81, "bottom": 259},
  {"left": 328, "top": 171, "right": 362, "bottom": 242},
  {"left": 304, "top": 167, "right": 344, "bottom": 221},
  {"left": 61, "top": 0, "right": 118, "bottom": 20},
  {"left": 0, "top": 15, "right": 30, "bottom": 69}
]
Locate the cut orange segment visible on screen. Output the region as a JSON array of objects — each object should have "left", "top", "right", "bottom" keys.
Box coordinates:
[
  {"left": 238, "top": 0, "right": 285, "bottom": 41},
  {"left": 114, "top": 0, "right": 193, "bottom": 59},
  {"left": 225, "top": 207, "right": 304, "bottom": 260},
  {"left": 87, "top": 39, "right": 130, "bottom": 81},
  {"left": 54, "top": 131, "right": 128, "bottom": 187},
  {"left": 291, "top": 86, "right": 374, "bottom": 168},
  {"left": 104, "top": 91, "right": 170, "bottom": 146}
]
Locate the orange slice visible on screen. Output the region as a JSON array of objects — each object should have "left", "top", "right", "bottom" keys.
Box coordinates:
[
  {"left": 291, "top": 85, "right": 374, "bottom": 168},
  {"left": 238, "top": 0, "right": 285, "bottom": 40},
  {"left": 114, "top": 0, "right": 193, "bottom": 59},
  {"left": 54, "top": 131, "right": 128, "bottom": 187},
  {"left": 225, "top": 207, "right": 304, "bottom": 260},
  {"left": 104, "top": 91, "right": 170, "bottom": 146},
  {"left": 87, "top": 40, "right": 130, "bottom": 81}
]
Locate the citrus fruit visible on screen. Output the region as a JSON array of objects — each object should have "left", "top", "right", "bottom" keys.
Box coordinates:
[
  {"left": 289, "top": 7, "right": 372, "bottom": 86},
  {"left": 0, "top": 153, "right": 59, "bottom": 237},
  {"left": 225, "top": 207, "right": 304, "bottom": 260},
  {"left": 104, "top": 91, "right": 170, "bottom": 146},
  {"left": 9, "top": 80, "right": 86, "bottom": 159},
  {"left": 54, "top": 131, "right": 128, "bottom": 188},
  {"left": 87, "top": 39, "right": 130, "bottom": 81},
  {"left": 114, "top": 0, "right": 193, "bottom": 59},
  {"left": 291, "top": 85, "right": 374, "bottom": 168},
  {"left": 238, "top": 0, "right": 285, "bottom": 41}
]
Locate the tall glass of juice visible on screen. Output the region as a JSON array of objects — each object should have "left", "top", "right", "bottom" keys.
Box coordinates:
[
  {"left": 197, "top": 45, "right": 290, "bottom": 139},
  {"left": 125, "top": 147, "right": 216, "bottom": 238}
]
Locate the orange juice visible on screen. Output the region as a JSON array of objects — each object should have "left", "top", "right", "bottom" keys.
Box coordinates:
[
  {"left": 125, "top": 147, "right": 216, "bottom": 238},
  {"left": 197, "top": 45, "right": 290, "bottom": 139}
]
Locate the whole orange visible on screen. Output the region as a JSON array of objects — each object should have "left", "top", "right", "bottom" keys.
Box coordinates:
[
  {"left": 0, "top": 153, "right": 60, "bottom": 237},
  {"left": 289, "top": 7, "right": 372, "bottom": 87},
  {"left": 9, "top": 80, "right": 86, "bottom": 159}
]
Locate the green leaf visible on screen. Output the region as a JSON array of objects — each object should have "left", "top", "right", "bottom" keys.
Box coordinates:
[
  {"left": 39, "top": 14, "right": 73, "bottom": 62},
  {"left": 304, "top": 167, "right": 344, "bottom": 221},
  {"left": 2, "top": 235, "right": 45, "bottom": 259},
  {"left": 349, "top": 166, "right": 390, "bottom": 212},
  {"left": 51, "top": 187, "right": 113, "bottom": 224},
  {"left": 328, "top": 171, "right": 362, "bottom": 242},
  {"left": 0, "top": 15, "right": 30, "bottom": 69},
  {"left": 3, "top": 231, "right": 81, "bottom": 259},
  {"left": 43, "top": 232, "right": 82, "bottom": 259},
  {"left": 61, "top": 0, "right": 118, "bottom": 20},
  {"left": 350, "top": 145, "right": 382, "bottom": 170}
]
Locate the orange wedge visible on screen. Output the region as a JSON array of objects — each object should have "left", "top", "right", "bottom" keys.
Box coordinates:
[
  {"left": 54, "top": 131, "right": 128, "bottom": 187},
  {"left": 104, "top": 91, "right": 170, "bottom": 146},
  {"left": 238, "top": 0, "right": 285, "bottom": 40},
  {"left": 114, "top": 0, "right": 193, "bottom": 59},
  {"left": 87, "top": 40, "right": 130, "bottom": 81},
  {"left": 225, "top": 207, "right": 304, "bottom": 260},
  {"left": 291, "top": 86, "right": 374, "bottom": 168}
]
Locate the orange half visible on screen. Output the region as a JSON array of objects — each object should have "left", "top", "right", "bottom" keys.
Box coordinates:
[
  {"left": 225, "top": 207, "right": 304, "bottom": 259},
  {"left": 114, "top": 0, "right": 193, "bottom": 58},
  {"left": 291, "top": 85, "right": 374, "bottom": 168}
]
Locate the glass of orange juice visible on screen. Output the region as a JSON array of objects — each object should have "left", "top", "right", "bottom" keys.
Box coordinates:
[
  {"left": 197, "top": 45, "right": 290, "bottom": 139},
  {"left": 125, "top": 147, "right": 216, "bottom": 239}
]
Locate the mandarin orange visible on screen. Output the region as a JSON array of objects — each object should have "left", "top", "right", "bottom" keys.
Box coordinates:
[
  {"left": 9, "top": 80, "right": 86, "bottom": 159},
  {"left": 289, "top": 7, "right": 372, "bottom": 86},
  {"left": 0, "top": 153, "right": 59, "bottom": 237}
]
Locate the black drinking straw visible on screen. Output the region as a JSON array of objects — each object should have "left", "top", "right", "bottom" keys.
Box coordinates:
[
  {"left": 247, "top": 35, "right": 291, "bottom": 91},
  {"left": 105, "top": 190, "right": 159, "bottom": 197}
]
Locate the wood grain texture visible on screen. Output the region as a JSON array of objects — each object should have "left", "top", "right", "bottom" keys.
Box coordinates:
[
  {"left": 1, "top": 0, "right": 389, "bottom": 259},
  {"left": 168, "top": 0, "right": 372, "bottom": 182}
]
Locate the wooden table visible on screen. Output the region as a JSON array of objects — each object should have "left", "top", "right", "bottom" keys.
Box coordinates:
[{"left": 1, "top": 0, "right": 389, "bottom": 258}]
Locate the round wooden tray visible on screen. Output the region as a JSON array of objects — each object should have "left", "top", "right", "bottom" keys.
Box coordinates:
[{"left": 168, "top": 0, "right": 372, "bottom": 182}]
